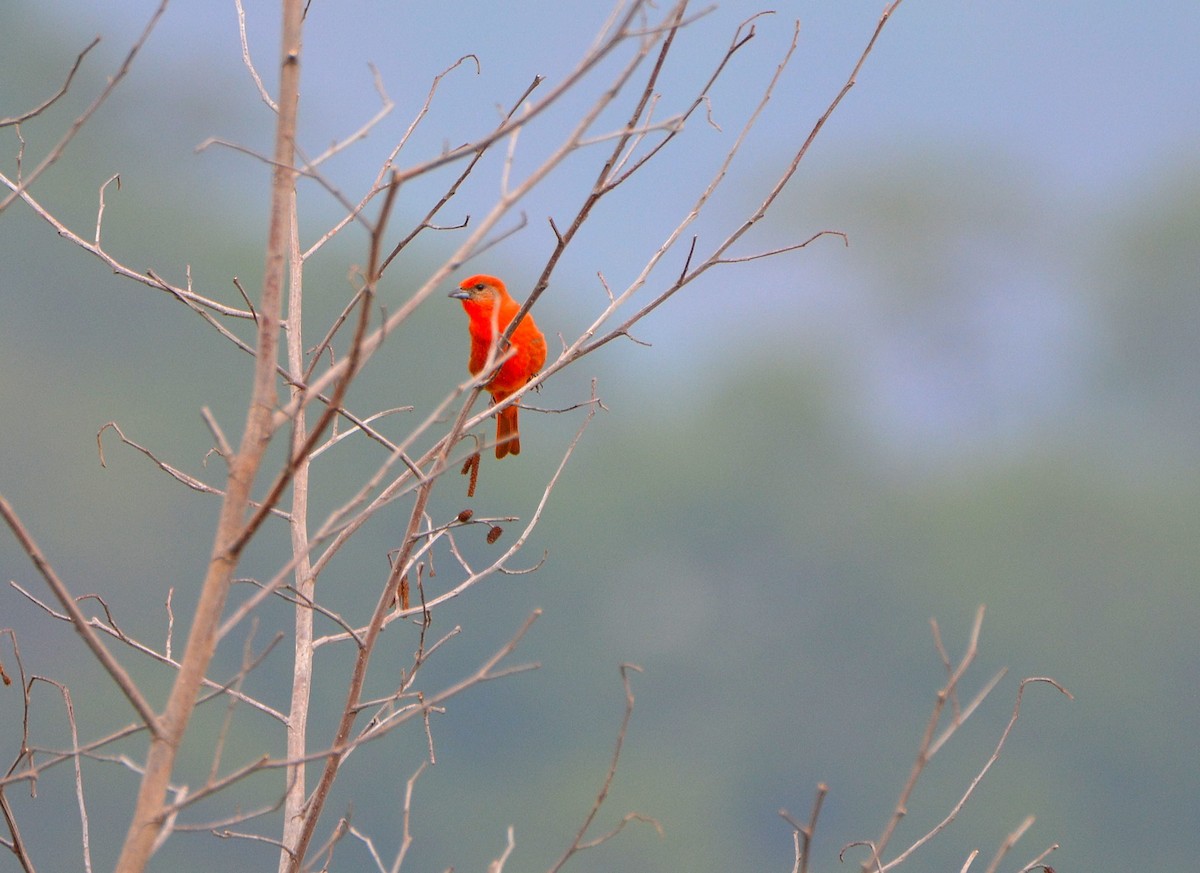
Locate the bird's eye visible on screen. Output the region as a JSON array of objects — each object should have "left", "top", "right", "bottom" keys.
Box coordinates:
[{"left": 475, "top": 284, "right": 485, "bottom": 291}]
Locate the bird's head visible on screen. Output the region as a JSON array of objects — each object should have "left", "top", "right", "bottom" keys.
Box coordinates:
[{"left": 450, "top": 274, "right": 507, "bottom": 303}]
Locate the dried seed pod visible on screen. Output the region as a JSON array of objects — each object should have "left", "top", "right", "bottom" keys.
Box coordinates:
[
  {"left": 486, "top": 525, "right": 503, "bottom": 544},
  {"left": 461, "top": 452, "right": 481, "bottom": 497},
  {"left": 457, "top": 508, "right": 474, "bottom": 523}
]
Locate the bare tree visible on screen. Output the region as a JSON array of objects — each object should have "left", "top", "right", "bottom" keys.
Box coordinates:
[{"left": 0, "top": 1, "right": 1068, "bottom": 871}]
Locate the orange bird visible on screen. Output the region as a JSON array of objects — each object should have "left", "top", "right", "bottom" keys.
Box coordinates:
[{"left": 450, "top": 274, "right": 547, "bottom": 458}]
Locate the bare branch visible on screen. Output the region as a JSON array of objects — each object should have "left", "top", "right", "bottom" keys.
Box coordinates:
[
  {"left": 309, "top": 406, "right": 412, "bottom": 460},
  {"left": 114, "top": 0, "right": 305, "bottom": 863},
  {"left": 870, "top": 604, "right": 989, "bottom": 864},
  {"left": 1019, "top": 843, "right": 1060, "bottom": 872},
  {"left": 28, "top": 679, "right": 93, "bottom": 872},
  {"left": 278, "top": 181, "right": 318, "bottom": 869},
  {"left": 308, "top": 63, "right": 395, "bottom": 167},
  {"left": 284, "top": 610, "right": 543, "bottom": 872},
  {"left": 0, "top": 177, "right": 257, "bottom": 321},
  {"left": 880, "top": 677, "right": 1072, "bottom": 872},
  {"left": 308, "top": 53, "right": 488, "bottom": 264},
  {"left": 174, "top": 795, "right": 287, "bottom": 833},
  {"left": 780, "top": 783, "right": 828, "bottom": 873},
  {"left": 164, "top": 588, "right": 175, "bottom": 662},
  {"left": 386, "top": 379, "right": 598, "bottom": 621},
  {"left": 10, "top": 581, "right": 286, "bottom": 722},
  {"left": 94, "top": 173, "right": 121, "bottom": 247},
  {"left": 391, "top": 763, "right": 427, "bottom": 873},
  {"left": 0, "top": 789, "right": 36, "bottom": 873},
  {"left": 0, "top": 633, "right": 37, "bottom": 872},
  {"left": 982, "top": 815, "right": 1035, "bottom": 873},
  {"left": 234, "top": 0, "right": 278, "bottom": 111},
  {"left": 0, "top": 495, "right": 160, "bottom": 731},
  {"left": 568, "top": 1, "right": 906, "bottom": 367},
  {"left": 232, "top": 277, "right": 259, "bottom": 324},
  {"left": 547, "top": 664, "right": 658, "bottom": 872},
  {"left": 489, "top": 826, "right": 517, "bottom": 873},
  {"left": 97, "top": 422, "right": 290, "bottom": 519},
  {"left": 0, "top": 36, "right": 100, "bottom": 128},
  {"left": 226, "top": 167, "right": 402, "bottom": 566},
  {"left": 700, "top": 0, "right": 908, "bottom": 270},
  {"left": 711, "top": 229, "right": 849, "bottom": 265},
  {"left": 377, "top": 69, "right": 541, "bottom": 274},
  {"left": 201, "top": 407, "right": 235, "bottom": 460},
  {"left": 0, "top": 0, "right": 170, "bottom": 214}
]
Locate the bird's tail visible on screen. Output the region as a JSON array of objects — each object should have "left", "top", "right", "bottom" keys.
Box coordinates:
[{"left": 495, "top": 403, "right": 520, "bottom": 459}]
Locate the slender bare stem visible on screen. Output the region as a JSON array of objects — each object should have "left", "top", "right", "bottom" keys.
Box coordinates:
[
  {"left": 0, "top": 36, "right": 100, "bottom": 127},
  {"left": 112, "top": 0, "right": 303, "bottom": 867},
  {"left": 547, "top": 664, "right": 658, "bottom": 872},
  {"left": 279, "top": 184, "right": 313, "bottom": 872},
  {"left": 0, "top": 0, "right": 169, "bottom": 214},
  {"left": 0, "top": 495, "right": 159, "bottom": 730}
]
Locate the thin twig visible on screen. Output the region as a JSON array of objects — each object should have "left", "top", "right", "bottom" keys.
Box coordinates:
[
  {"left": 30, "top": 679, "right": 93, "bottom": 872},
  {"left": 307, "top": 62, "right": 395, "bottom": 167},
  {"left": 0, "top": 178, "right": 255, "bottom": 320},
  {"left": 0, "top": 495, "right": 160, "bottom": 732},
  {"left": 96, "top": 422, "right": 290, "bottom": 519},
  {"left": 780, "top": 783, "right": 828, "bottom": 873},
  {"left": 390, "top": 763, "right": 427, "bottom": 873},
  {"left": 306, "top": 53, "right": 485, "bottom": 264},
  {"left": 0, "top": 0, "right": 170, "bottom": 214},
  {"left": 1, "top": 36, "right": 101, "bottom": 127},
  {"left": 982, "top": 815, "right": 1035, "bottom": 873},
  {"left": 234, "top": 0, "right": 277, "bottom": 111},
  {"left": 870, "top": 604, "right": 988, "bottom": 865},
  {"left": 1019, "top": 844, "right": 1060, "bottom": 872},
  {"left": 488, "top": 826, "right": 517, "bottom": 873},
  {"left": 377, "top": 68, "right": 540, "bottom": 275},
  {"left": 10, "top": 581, "right": 286, "bottom": 722},
  {"left": 878, "top": 677, "right": 1072, "bottom": 872},
  {"left": 284, "top": 610, "right": 543, "bottom": 872},
  {"left": 547, "top": 664, "right": 658, "bottom": 872}
]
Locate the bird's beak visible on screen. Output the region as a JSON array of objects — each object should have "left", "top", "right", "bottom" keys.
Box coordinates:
[{"left": 449, "top": 289, "right": 470, "bottom": 300}]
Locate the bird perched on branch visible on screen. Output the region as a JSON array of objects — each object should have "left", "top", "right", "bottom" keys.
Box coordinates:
[{"left": 450, "top": 274, "right": 547, "bottom": 458}]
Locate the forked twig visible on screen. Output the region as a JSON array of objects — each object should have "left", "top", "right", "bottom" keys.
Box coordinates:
[
  {"left": 870, "top": 605, "right": 989, "bottom": 861},
  {"left": 283, "top": 610, "right": 543, "bottom": 872},
  {"left": 9, "top": 581, "right": 287, "bottom": 722},
  {"left": 96, "top": 422, "right": 291, "bottom": 519},
  {"left": 0, "top": 36, "right": 100, "bottom": 128},
  {"left": 0, "top": 495, "right": 160, "bottom": 732},
  {"left": 837, "top": 607, "right": 1071, "bottom": 873},
  {"left": 780, "top": 783, "right": 828, "bottom": 873},
  {"left": 0, "top": 0, "right": 170, "bottom": 214},
  {"left": 488, "top": 826, "right": 517, "bottom": 873},
  {"left": 306, "top": 53, "right": 486, "bottom": 264},
  {"left": 547, "top": 664, "right": 660, "bottom": 872},
  {"left": 876, "top": 677, "right": 1072, "bottom": 872},
  {"left": 30, "top": 678, "right": 93, "bottom": 872}
]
